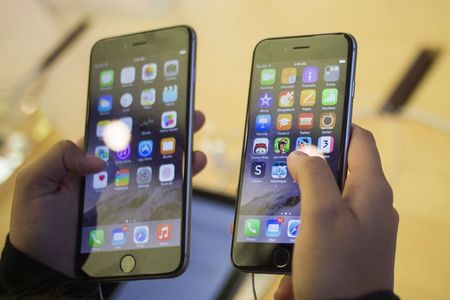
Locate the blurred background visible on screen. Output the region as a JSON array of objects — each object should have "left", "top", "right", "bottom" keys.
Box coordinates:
[{"left": 0, "top": 0, "right": 449, "bottom": 298}]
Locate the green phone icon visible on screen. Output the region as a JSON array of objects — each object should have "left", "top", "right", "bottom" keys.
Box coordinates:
[
  {"left": 100, "top": 70, "right": 114, "bottom": 88},
  {"left": 244, "top": 219, "right": 260, "bottom": 237},
  {"left": 89, "top": 229, "right": 105, "bottom": 247}
]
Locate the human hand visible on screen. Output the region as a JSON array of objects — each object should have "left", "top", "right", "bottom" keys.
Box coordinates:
[
  {"left": 9, "top": 111, "right": 207, "bottom": 278},
  {"left": 275, "top": 125, "right": 399, "bottom": 300}
]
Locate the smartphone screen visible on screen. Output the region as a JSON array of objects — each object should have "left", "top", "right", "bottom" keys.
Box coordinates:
[
  {"left": 232, "top": 33, "right": 356, "bottom": 273},
  {"left": 78, "top": 26, "right": 195, "bottom": 279}
]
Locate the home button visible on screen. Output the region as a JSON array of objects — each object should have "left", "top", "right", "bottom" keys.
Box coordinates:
[
  {"left": 272, "top": 248, "right": 290, "bottom": 268},
  {"left": 120, "top": 255, "right": 136, "bottom": 273}
]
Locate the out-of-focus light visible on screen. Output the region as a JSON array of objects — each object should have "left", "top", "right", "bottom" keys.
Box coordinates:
[{"left": 103, "top": 119, "right": 131, "bottom": 152}]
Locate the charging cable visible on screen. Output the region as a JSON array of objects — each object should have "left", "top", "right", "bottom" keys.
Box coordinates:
[
  {"left": 251, "top": 273, "right": 258, "bottom": 300},
  {"left": 97, "top": 282, "right": 105, "bottom": 300}
]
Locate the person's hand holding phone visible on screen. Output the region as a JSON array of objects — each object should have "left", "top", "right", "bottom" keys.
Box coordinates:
[
  {"left": 275, "top": 125, "right": 399, "bottom": 300},
  {"left": 8, "top": 111, "right": 207, "bottom": 278}
]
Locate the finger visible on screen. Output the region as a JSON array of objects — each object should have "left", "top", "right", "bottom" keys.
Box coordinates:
[
  {"left": 192, "top": 151, "right": 207, "bottom": 176},
  {"left": 274, "top": 276, "right": 295, "bottom": 300},
  {"left": 76, "top": 137, "right": 83, "bottom": 148},
  {"left": 194, "top": 110, "right": 206, "bottom": 132}
]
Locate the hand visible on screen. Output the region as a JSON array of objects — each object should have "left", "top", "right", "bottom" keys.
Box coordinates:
[
  {"left": 275, "top": 125, "right": 399, "bottom": 300},
  {"left": 9, "top": 111, "right": 207, "bottom": 278}
]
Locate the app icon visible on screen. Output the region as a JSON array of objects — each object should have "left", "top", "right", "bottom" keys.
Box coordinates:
[
  {"left": 96, "top": 120, "right": 110, "bottom": 138},
  {"left": 141, "top": 88, "right": 156, "bottom": 106},
  {"left": 120, "top": 93, "right": 133, "bottom": 108},
  {"left": 251, "top": 162, "right": 266, "bottom": 178},
  {"left": 159, "top": 164, "right": 175, "bottom": 182},
  {"left": 164, "top": 60, "right": 179, "bottom": 77},
  {"left": 265, "top": 219, "right": 281, "bottom": 237},
  {"left": 95, "top": 146, "right": 109, "bottom": 161},
  {"left": 142, "top": 63, "right": 157, "bottom": 81},
  {"left": 99, "top": 70, "right": 114, "bottom": 88},
  {"left": 120, "top": 66, "right": 135, "bottom": 84},
  {"left": 252, "top": 138, "right": 269, "bottom": 155},
  {"left": 272, "top": 161, "right": 288, "bottom": 179},
  {"left": 281, "top": 67, "right": 297, "bottom": 84},
  {"left": 298, "top": 113, "right": 314, "bottom": 130},
  {"left": 322, "top": 88, "right": 338, "bottom": 105},
  {"left": 258, "top": 92, "right": 273, "bottom": 108},
  {"left": 318, "top": 136, "right": 334, "bottom": 154},
  {"left": 115, "top": 169, "right": 130, "bottom": 187},
  {"left": 287, "top": 220, "right": 300, "bottom": 238},
  {"left": 161, "top": 111, "right": 177, "bottom": 129},
  {"left": 302, "top": 66, "right": 319, "bottom": 83},
  {"left": 274, "top": 137, "right": 290, "bottom": 155},
  {"left": 157, "top": 224, "right": 173, "bottom": 241},
  {"left": 89, "top": 229, "right": 104, "bottom": 247},
  {"left": 137, "top": 167, "right": 152, "bottom": 185},
  {"left": 138, "top": 140, "right": 153, "bottom": 158},
  {"left": 255, "top": 114, "right": 271, "bottom": 132},
  {"left": 120, "top": 117, "right": 133, "bottom": 132},
  {"left": 260, "top": 68, "right": 276, "bottom": 86},
  {"left": 116, "top": 145, "right": 131, "bottom": 160},
  {"left": 295, "top": 137, "right": 312, "bottom": 151},
  {"left": 276, "top": 114, "right": 292, "bottom": 131},
  {"left": 163, "top": 85, "right": 178, "bottom": 103},
  {"left": 279, "top": 90, "right": 294, "bottom": 107},
  {"left": 111, "top": 227, "right": 126, "bottom": 246},
  {"left": 244, "top": 219, "right": 260, "bottom": 237},
  {"left": 93, "top": 171, "right": 108, "bottom": 189},
  {"left": 133, "top": 226, "right": 149, "bottom": 244},
  {"left": 98, "top": 95, "right": 112, "bottom": 112},
  {"left": 161, "top": 137, "right": 176, "bottom": 155},
  {"left": 300, "top": 89, "right": 316, "bottom": 106},
  {"left": 324, "top": 65, "right": 340, "bottom": 82},
  {"left": 320, "top": 112, "right": 336, "bottom": 129}
]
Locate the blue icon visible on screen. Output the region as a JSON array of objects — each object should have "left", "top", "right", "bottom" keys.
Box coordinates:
[
  {"left": 287, "top": 220, "right": 300, "bottom": 238},
  {"left": 265, "top": 219, "right": 281, "bottom": 237},
  {"left": 111, "top": 227, "right": 126, "bottom": 246},
  {"left": 271, "top": 161, "right": 287, "bottom": 179},
  {"left": 258, "top": 92, "right": 273, "bottom": 108},
  {"left": 163, "top": 85, "right": 178, "bottom": 103},
  {"left": 256, "top": 114, "right": 271, "bottom": 132},
  {"left": 296, "top": 137, "right": 312, "bottom": 151},
  {"left": 98, "top": 95, "right": 112, "bottom": 112},
  {"left": 133, "top": 226, "right": 149, "bottom": 244},
  {"left": 138, "top": 140, "right": 153, "bottom": 158}
]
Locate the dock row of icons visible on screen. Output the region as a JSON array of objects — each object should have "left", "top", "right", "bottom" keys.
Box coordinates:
[
  {"left": 244, "top": 218, "right": 300, "bottom": 238},
  {"left": 260, "top": 65, "right": 340, "bottom": 85}
]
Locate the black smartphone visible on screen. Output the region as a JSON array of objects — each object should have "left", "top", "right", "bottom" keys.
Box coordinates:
[
  {"left": 77, "top": 26, "right": 196, "bottom": 280},
  {"left": 231, "top": 33, "right": 357, "bottom": 274}
]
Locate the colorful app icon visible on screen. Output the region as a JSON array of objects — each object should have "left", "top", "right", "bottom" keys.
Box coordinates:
[
  {"left": 244, "top": 219, "right": 260, "bottom": 237},
  {"left": 138, "top": 140, "right": 153, "bottom": 158},
  {"left": 324, "top": 65, "right": 340, "bottom": 82},
  {"left": 252, "top": 138, "right": 269, "bottom": 155},
  {"left": 137, "top": 167, "right": 152, "bottom": 185},
  {"left": 116, "top": 145, "right": 131, "bottom": 160},
  {"left": 157, "top": 224, "right": 173, "bottom": 241},
  {"left": 295, "top": 137, "right": 312, "bottom": 151},
  {"left": 115, "top": 169, "right": 130, "bottom": 187},
  {"left": 298, "top": 113, "right": 314, "bottom": 130},
  {"left": 251, "top": 162, "right": 266, "bottom": 178},
  {"left": 320, "top": 112, "right": 336, "bottom": 129},
  {"left": 164, "top": 60, "right": 179, "bottom": 77},
  {"left": 276, "top": 114, "right": 292, "bottom": 131},
  {"left": 120, "top": 93, "right": 133, "bottom": 108},
  {"left": 279, "top": 90, "right": 294, "bottom": 107},
  {"left": 302, "top": 66, "right": 319, "bottom": 83},
  {"left": 163, "top": 85, "right": 178, "bottom": 103},
  {"left": 260, "top": 68, "right": 276, "bottom": 85},
  {"left": 120, "top": 66, "right": 135, "bottom": 84},
  {"left": 300, "top": 89, "right": 316, "bottom": 106},
  {"left": 274, "top": 137, "right": 290, "bottom": 154},
  {"left": 265, "top": 219, "right": 281, "bottom": 237},
  {"left": 318, "top": 136, "right": 334, "bottom": 154},
  {"left": 255, "top": 114, "right": 271, "bottom": 132},
  {"left": 258, "top": 92, "right": 273, "bottom": 108},
  {"left": 161, "top": 137, "right": 176, "bottom": 155},
  {"left": 96, "top": 120, "right": 110, "bottom": 138},
  {"left": 93, "top": 171, "right": 108, "bottom": 189},
  {"left": 287, "top": 220, "right": 300, "bottom": 238},
  {"left": 133, "top": 226, "right": 149, "bottom": 244},
  {"left": 161, "top": 111, "right": 177, "bottom": 129},
  {"left": 142, "top": 63, "right": 157, "bottom": 81},
  {"left": 159, "top": 164, "right": 175, "bottom": 182},
  {"left": 120, "top": 117, "right": 133, "bottom": 132},
  {"left": 322, "top": 88, "right": 338, "bottom": 105},
  {"left": 95, "top": 146, "right": 109, "bottom": 161},
  {"left": 281, "top": 67, "right": 297, "bottom": 84},
  {"left": 98, "top": 95, "right": 112, "bottom": 112},
  {"left": 272, "top": 161, "right": 288, "bottom": 179},
  {"left": 99, "top": 70, "right": 114, "bottom": 88},
  {"left": 89, "top": 229, "right": 104, "bottom": 247},
  {"left": 141, "top": 88, "right": 156, "bottom": 106},
  {"left": 111, "top": 227, "right": 126, "bottom": 246}
]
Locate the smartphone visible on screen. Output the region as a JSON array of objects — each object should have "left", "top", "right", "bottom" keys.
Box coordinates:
[
  {"left": 77, "top": 26, "right": 196, "bottom": 280},
  {"left": 231, "top": 33, "right": 357, "bottom": 274}
]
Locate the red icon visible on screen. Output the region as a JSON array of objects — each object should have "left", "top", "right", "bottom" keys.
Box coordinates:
[{"left": 156, "top": 224, "right": 172, "bottom": 241}]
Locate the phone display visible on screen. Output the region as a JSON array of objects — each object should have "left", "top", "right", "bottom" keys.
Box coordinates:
[
  {"left": 232, "top": 33, "right": 357, "bottom": 273},
  {"left": 77, "top": 26, "right": 196, "bottom": 279}
]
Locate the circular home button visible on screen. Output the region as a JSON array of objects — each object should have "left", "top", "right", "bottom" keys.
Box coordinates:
[
  {"left": 120, "top": 255, "right": 136, "bottom": 273},
  {"left": 272, "top": 248, "right": 290, "bottom": 268}
]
